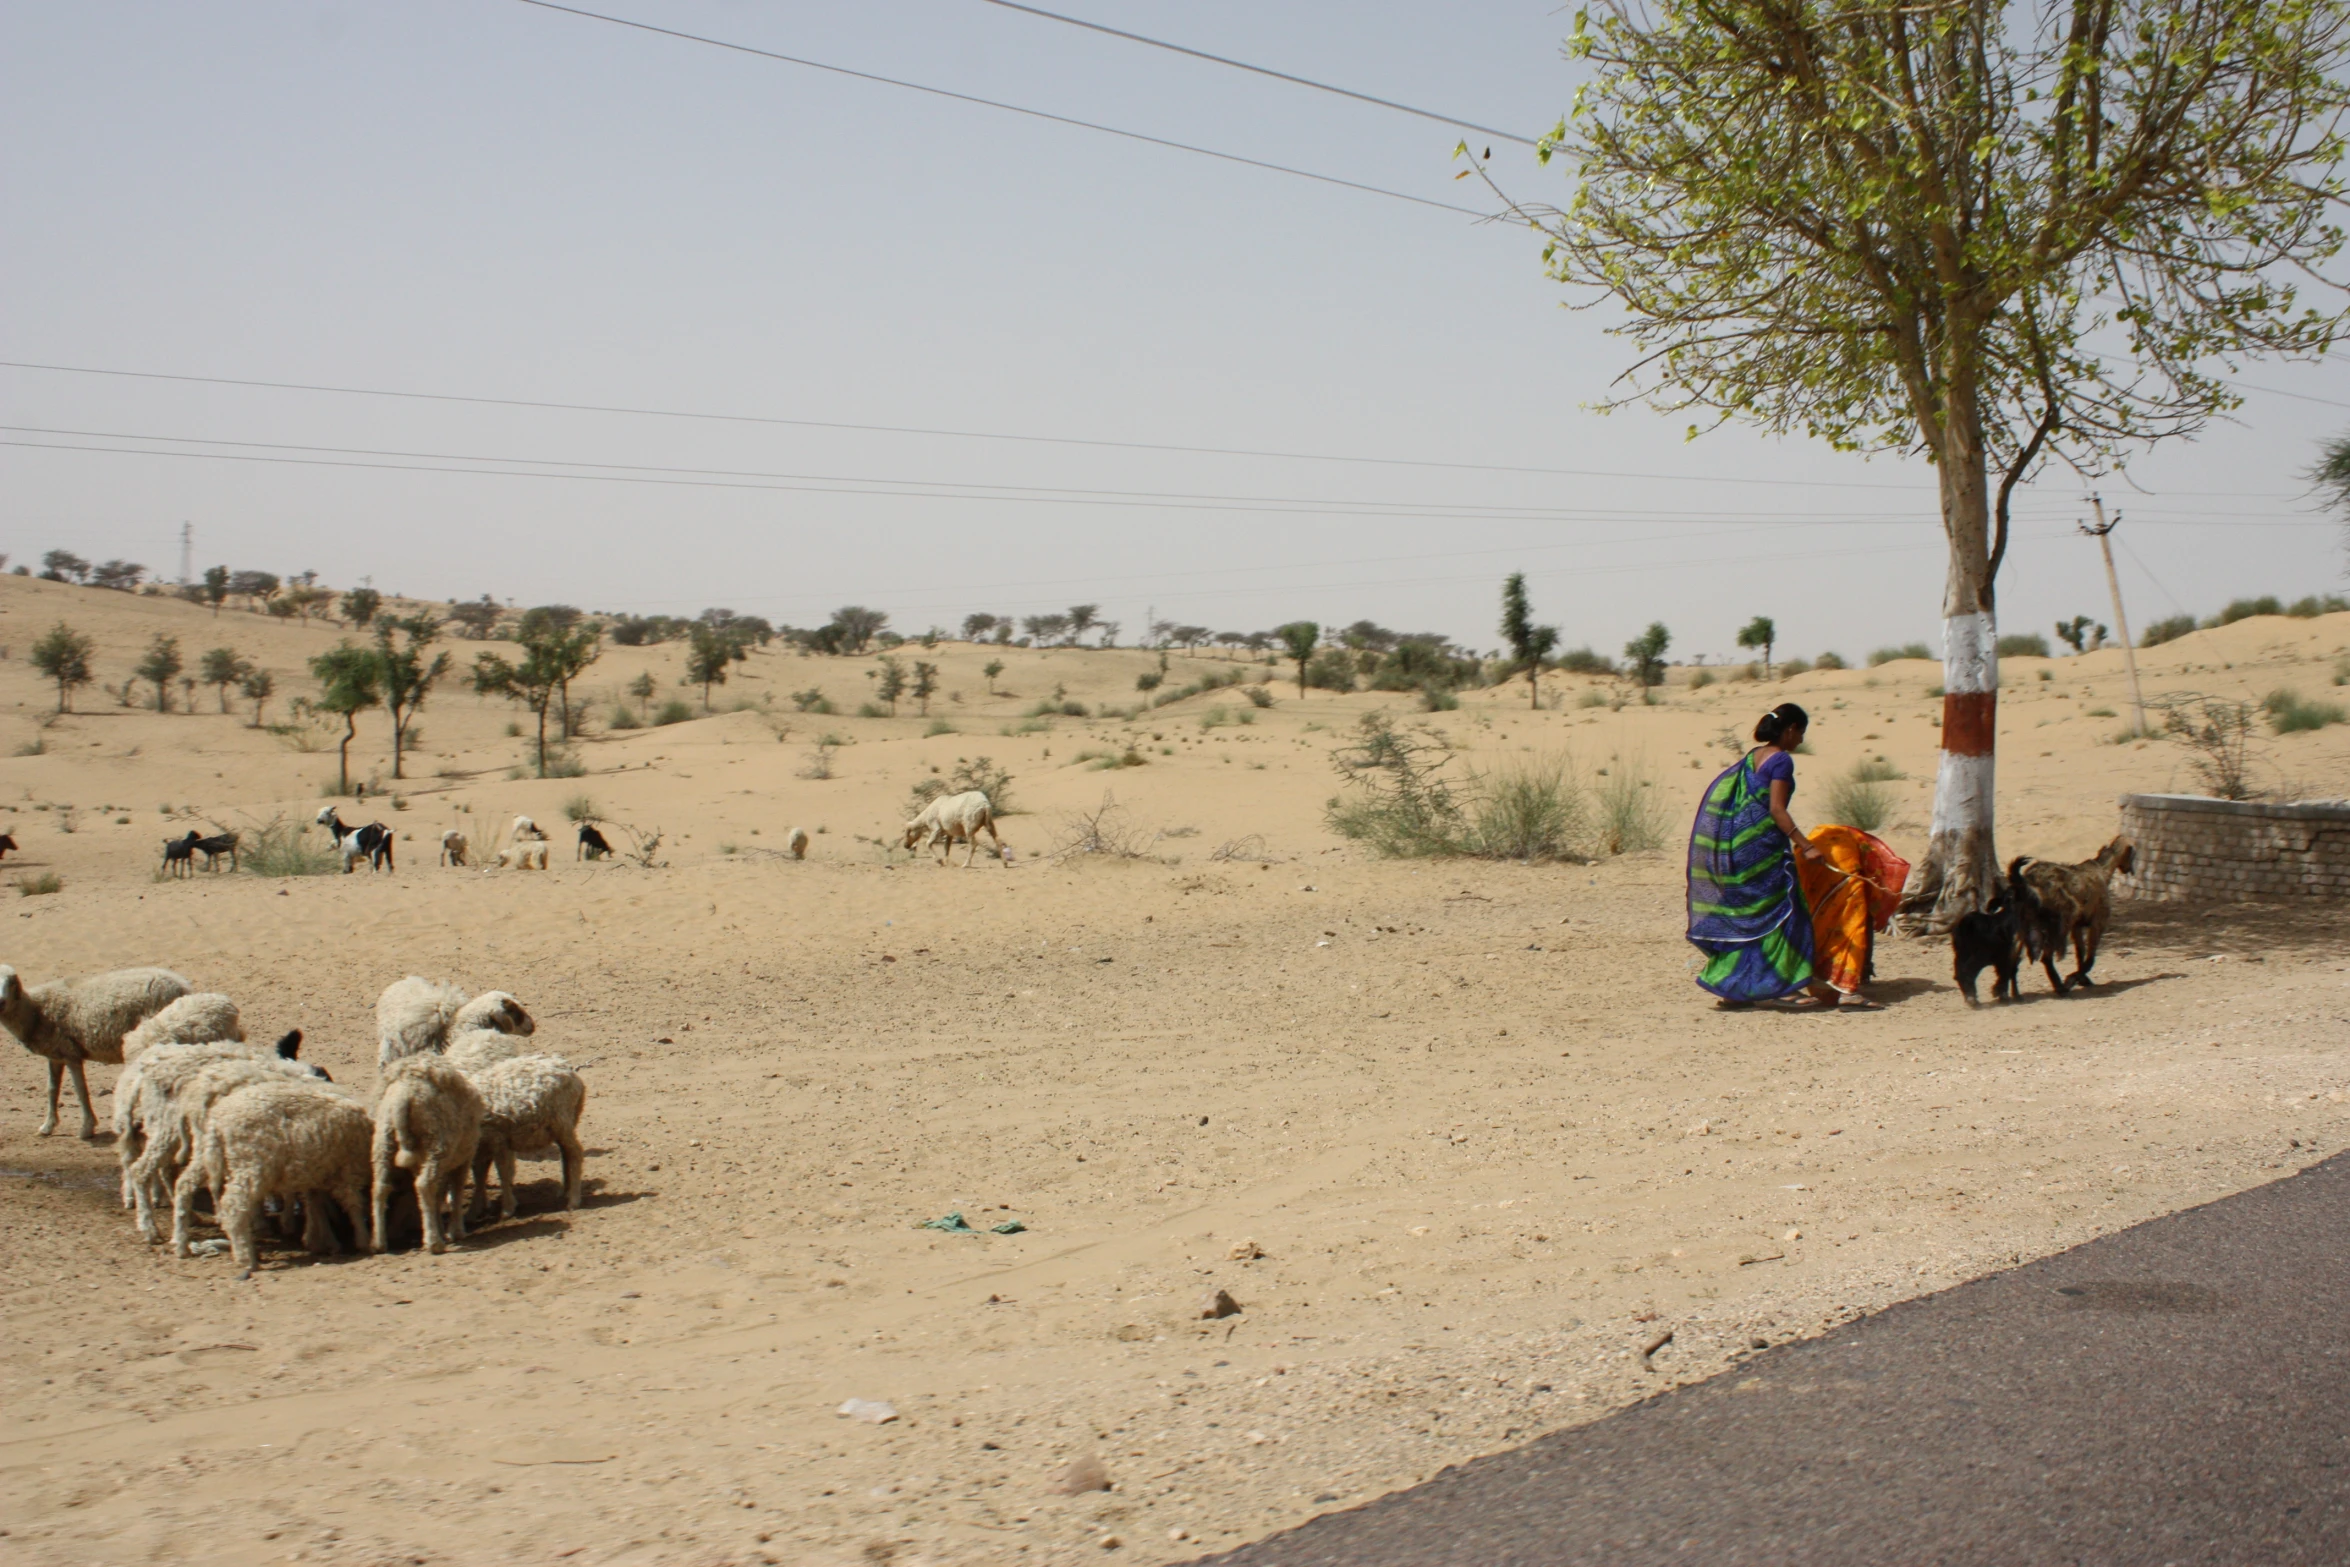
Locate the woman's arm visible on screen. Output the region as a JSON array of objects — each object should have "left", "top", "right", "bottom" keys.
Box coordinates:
[{"left": 1770, "top": 778, "right": 1823, "bottom": 861}]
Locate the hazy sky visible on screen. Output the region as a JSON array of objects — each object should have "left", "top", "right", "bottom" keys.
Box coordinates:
[{"left": 5, "top": 1, "right": 2344, "bottom": 663}]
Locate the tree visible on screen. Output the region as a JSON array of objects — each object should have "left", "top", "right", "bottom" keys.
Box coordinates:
[
  {"left": 962, "top": 612, "right": 998, "bottom": 641},
  {"left": 628, "top": 671, "right": 658, "bottom": 719},
  {"left": 519, "top": 606, "right": 597, "bottom": 735},
  {"left": 228, "top": 569, "right": 279, "bottom": 608},
  {"left": 373, "top": 614, "right": 450, "bottom": 779},
  {"left": 29, "top": 622, "right": 94, "bottom": 712},
  {"left": 2316, "top": 432, "right": 2350, "bottom": 557},
  {"left": 39, "top": 550, "right": 89, "bottom": 584},
  {"left": 828, "top": 606, "right": 888, "bottom": 653},
  {"left": 201, "top": 565, "right": 230, "bottom": 616},
  {"left": 874, "top": 655, "right": 907, "bottom": 715},
  {"left": 1624, "top": 623, "right": 1671, "bottom": 688},
  {"left": 134, "top": 634, "right": 183, "bottom": 711},
  {"left": 341, "top": 587, "right": 383, "bottom": 629},
  {"left": 1067, "top": 605, "right": 1100, "bottom": 646},
  {"left": 1024, "top": 613, "right": 1070, "bottom": 647},
  {"left": 911, "top": 660, "right": 940, "bottom": 716},
  {"left": 2054, "top": 615, "right": 2108, "bottom": 654},
  {"left": 198, "top": 647, "right": 253, "bottom": 713},
  {"left": 281, "top": 582, "right": 335, "bottom": 623},
  {"left": 1276, "top": 621, "right": 1321, "bottom": 699},
  {"left": 979, "top": 657, "right": 1006, "bottom": 696},
  {"left": 241, "top": 668, "right": 275, "bottom": 728},
  {"left": 445, "top": 595, "right": 502, "bottom": 639},
  {"left": 1499, "top": 574, "right": 1561, "bottom": 709},
  {"left": 1516, "top": 0, "right": 2350, "bottom": 926},
  {"left": 684, "top": 622, "right": 732, "bottom": 708},
  {"left": 1736, "top": 616, "right": 1777, "bottom": 679},
  {"left": 308, "top": 643, "right": 381, "bottom": 794},
  {"left": 473, "top": 617, "right": 598, "bottom": 776},
  {"left": 90, "top": 560, "right": 147, "bottom": 592}
]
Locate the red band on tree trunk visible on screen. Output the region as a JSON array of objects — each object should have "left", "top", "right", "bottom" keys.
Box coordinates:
[{"left": 1942, "top": 691, "right": 1996, "bottom": 756}]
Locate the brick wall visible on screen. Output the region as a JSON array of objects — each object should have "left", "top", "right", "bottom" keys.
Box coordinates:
[{"left": 2116, "top": 794, "right": 2350, "bottom": 902}]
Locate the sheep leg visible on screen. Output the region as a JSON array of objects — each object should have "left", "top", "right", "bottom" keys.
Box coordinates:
[
  {"left": 219, "top": 1178, "right": 261, "bottom": 1278},
  {"left": 64, "top": 1060, "right": 98, "bottom": 1139},
  {"left": 442, "top": 1162, "right": 470, "bottom": 1243},
  {"left": 467, "top": 1147, "right": 494, "bottom": 1225},
  {"left": 170, "top": 1163, "right": 207, "bottom": 1257},
  {"left": 301, "top": 1192, "right": 340, "bottom": 1255},
  {"left": 982, "top": 816, "right": 1005, "bottom": 864},
  {"left": 415, "top": 1158, "right": 452, "bottom": 1253},
  {"left": 556, "top": 1124, "right": 585, "bottom": 1211},
  {"left": 131, "top": 1130, "right": 182, "bottom": 1243},
  {"left": 336, "top": 1177, "right": 375, "bottom": 1255},
  {"left": 39, "top": 1059, "right": 62, "bottom": 1136},
  {"left": 498, "top": 1147, "right": 519, "bottom": 1220},
  {"left": 369, "top": 1148, "right": 396, "bottom": 1254}
]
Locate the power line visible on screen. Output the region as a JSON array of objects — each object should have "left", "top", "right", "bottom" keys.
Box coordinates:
[
  {"left": 2235, "top": 380, "right": 2350, "bottom": 412},
  {"left": 973, "top": 0, "right": 1539, "bottom": 146},
  {"left": 507, "top": 0, "right": 1488, "bottom": 217}
]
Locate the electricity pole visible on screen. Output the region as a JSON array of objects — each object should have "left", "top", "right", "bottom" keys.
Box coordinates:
[
  {"left": 177, "top": 522, "right": 193, "bottom": 587},
  {"left": 2081, "top": 496, "right": 2148, "bottom": 737}
]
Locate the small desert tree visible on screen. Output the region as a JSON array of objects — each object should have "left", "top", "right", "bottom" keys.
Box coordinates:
[
  {"left": 1736, "top": 616, "right": 1776, "bottom": 679},
  {"left": 40, "top": 550, "right": 89, "bottom": 584},
  {"left": 1276, "top": 621, "right": 1321, "bottom": 699},
  {"left": 472, "top": 625, "right": 594, "bottom": 778},
  {"left": 685, "top": 622, "right": 732, "bottom": 708},
  {"left": 201, "top": 565, "right": 230, "bottom": 616},
  {"left": 341, "top": 587, "right": 382, "bottom": 629},
  {"left": 628, "top": 670, "right": 658, "bottom": 719},
  {"left": 1067, "top": 605, "right": 1100, "bottom": 646},
  {"left": 199, "top": 647, "right": 253, "bottom": 713},
  {"left": 912, "top": 660, "right": 940, "bottom": 716},
  {"left": 516, "top": 606, "right": 598, "bottom": 736},
  {"left": 983, "top": 658, "right": 1005, "bottom": 695},
  {"left": 1499, "top": 573, "right": 1561, "bottom": 709},
  {"left": 1624, "top": 623, "right": 1671, "bottom": 689},
  {"left": 309, "top": 643, "right": 382, "bottom": 794},
  {"left": 29, "top": 622, "right": 94, "bottom": 712},
  {"left": 828, "top": 606, "right": 888, "bottom": 653},
  {"left": 241, "top": 668, "right": 275, "bottom": 728},
  {"left": 874, "top": 655, "right": 907, "bottom": 715},
  {"left": 1509, "top": 0, "right": 2350, "bottom": 925},
  {"left": 134, "top": 634, "right": 183, "bottom": 712},
  {"left": 372, "top": 613, "right": 451, "bottom": 779}
]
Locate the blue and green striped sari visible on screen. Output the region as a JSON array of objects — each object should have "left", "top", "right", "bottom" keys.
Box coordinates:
[{"left": 1686, "top": 752, "right": 1816, "bottom": 1001}]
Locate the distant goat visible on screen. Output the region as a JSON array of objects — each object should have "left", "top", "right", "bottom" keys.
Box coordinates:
[
  {"left": 0, "top": 833, "right": 17, "bottom": 861},
  {"left": 439, "top": 830, "right": 469, "bottom": 867},
  {"left": 161, "top": 831, "right": 201, "bottom": 879},
  {"left": 576, "top": 824, "right": 612, "bottom": 861},
  {"left": 314, "top": 808, "right": 394, "bottom": 873},
  {"left": 193, "top": 831, "right": 239, "bottom": 872}
]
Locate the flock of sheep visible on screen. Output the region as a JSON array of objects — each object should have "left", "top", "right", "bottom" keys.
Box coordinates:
[{"left": 0, "top": 962, "right": 586, "bottom": 1278}]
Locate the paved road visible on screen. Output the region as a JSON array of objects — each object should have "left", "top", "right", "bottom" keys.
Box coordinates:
[{"left": 1198, "top": 1152, "right": 2350, "bottom": 1566}]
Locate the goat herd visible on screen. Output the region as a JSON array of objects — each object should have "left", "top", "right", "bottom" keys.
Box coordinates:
[
  {"left": 1, "top": 964, "right": 585, "bottom": 1278},
  {"left": 156, "top": 810, "right": 611, "bottom": 879}
]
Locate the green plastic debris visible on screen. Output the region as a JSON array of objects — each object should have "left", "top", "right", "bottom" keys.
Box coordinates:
[
  {"left": 990, "top": 1219, "right": 1026, "bottom": 1235},
  {"left": 918, "top": 1211, "right": 976, "bottom": 1233}
]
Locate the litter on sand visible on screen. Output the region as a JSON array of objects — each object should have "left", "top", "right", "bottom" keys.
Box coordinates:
[{"left": 917, "top": 1211, "right": 1027, "bottom": 1235}]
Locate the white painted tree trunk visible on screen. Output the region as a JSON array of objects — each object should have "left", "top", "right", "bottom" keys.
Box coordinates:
[{"left": 1906, "top": 611, "right": 1999, "bottom": 930}]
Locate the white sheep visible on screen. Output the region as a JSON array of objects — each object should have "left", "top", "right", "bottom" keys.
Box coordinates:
[
  {"left": 787, "top": 826, "right": 810, "bottom": 860},
  {"left": 0, "top": 964, "right": 191, "bottom": 1136},
  {"left": 114, "top": 1030, "right": 309, "bottom": 1218},
  {"left": 443, "top": 1028, "right": 528, "bottom": 1075},
  {"left": 174, "top": 1077, "right": 374, "bottom": 1277},
  {"left": 374, "top": 979, "right": 535, "bottom": 1073},
  {"left": 372, "top": 1055, "right": 483, "bottom": 1254},
  {"left": 120, "top": 993, "right": 244, "bottom": 1065},
  {"left": 439, "top": 830, "right": 470, "bottom": 867},
  {"left": 468, "top": 1053, "right": 588, "bottom": 1221},
  {"left": 901, "top": 790, "right": 1004, "bottom": 867},
  {"left": 125, "top": 1043, "right": 329, "bottom": 1243},
  {"left": 494, "top": 841, "right": 550, "bottom": 871}
]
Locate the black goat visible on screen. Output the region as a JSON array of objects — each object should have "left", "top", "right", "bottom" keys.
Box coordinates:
[
  {"left": 193, "top": 830, "right": 239, "bottom": 873},
  {"left": 161, "top": 830, "right": 202, "bottom": 879},
  {"left": 577, "top": 823, "right": 613, "bottom": 861},
  {"left": 1951, "top": 884, "right": 2025, "bottom": 1006},
  {"left": 314, "top": 808, "right": 395, "bottom": 873},
  {"left": 0, "top": 832, "right": 17, "bottom": 861}
]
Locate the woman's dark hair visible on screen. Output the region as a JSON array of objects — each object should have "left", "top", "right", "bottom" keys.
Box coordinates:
[{"left": 1754, "top": 702, "right": 1810, "bottom": 745}]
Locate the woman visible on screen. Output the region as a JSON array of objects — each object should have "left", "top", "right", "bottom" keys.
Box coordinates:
[{"left": 1686, "top": 703, "right": 1849, "bottom": 1008}]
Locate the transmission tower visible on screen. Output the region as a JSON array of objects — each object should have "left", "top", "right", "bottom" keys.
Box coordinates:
[{"left": 177, "top": 522, "right": 193, "bottom": 587}]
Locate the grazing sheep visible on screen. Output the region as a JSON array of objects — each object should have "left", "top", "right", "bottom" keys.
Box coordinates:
[
  {"left": 469, "top": 1054, "right": 588, "bottom": 1221},
  {"left": 120, "top": 993, "right": 244, "bottom": 1065},
  {"left": 901, "top": 790, "right": 1004, "bottom": 867},
  {"left": 374, "top": 978, "right": 535, "bottom": 1073},
  {"left": 128, "top": 1040, "right": 328, "bottom": 1243},
  {"left": 314, "top": 807, "right": 394, "bottom": 873},
  {"left": 787, "top": 827, "right": 809, "bottom": 860},
  {"left": 439, "top": 830, "right": 469, "bottom": 867},
  {"left": 161, "top": 831, "right": 202, "bottom": 879},
  {"left": 372, "top": 1055, "right": 483, "bottom": 1254},
  {"left": 0, "top": 964, "right": 191, "bottom": 1137},
  {"left": 576, "top": 823, "right": 612, "bottom": 860},
  {"left": 444, "top": 1028, "right": 527, "bottom": 1074},
  {"left": 495, "top": 841, "right": 550, "bottom": 871},
  {"left": 174, "top": 1078, "right": 374, "bottom": 1277}
]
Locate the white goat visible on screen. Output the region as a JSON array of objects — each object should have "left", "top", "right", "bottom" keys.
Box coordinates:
[
  {"left": 373, "top": 1055, "right": 483, "bottom": 1254},
  {"left": 439, "top": 830, "right": 469, "bottom": 867},
  {"left": 0, "top": 964, "right": 190, "bottom": 1136},
  {"left": 174, "top": 1078, "right": 374, "bottom": 1277},
  {"left": 468, "top": 1054, "right": 588, "bottom": 1221},
  {"left": 901, "top": 790, "right": 1004, "bottom": 867}
]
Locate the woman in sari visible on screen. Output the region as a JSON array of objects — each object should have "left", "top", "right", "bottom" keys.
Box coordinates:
[{"left": 1687, "top": 703, "right": 1856, "bottom": 1009}]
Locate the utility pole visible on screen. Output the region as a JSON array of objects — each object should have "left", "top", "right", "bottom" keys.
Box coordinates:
[
  {"left": 2081, "top": 495, "right": 2148, "bottom": 737},
  {"left": 177, "top": 522, "right": 193, "bottom": 587}
]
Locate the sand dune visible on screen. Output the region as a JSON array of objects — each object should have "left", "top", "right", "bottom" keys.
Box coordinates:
[{"left": 1, "top": 574, "right": 2345, "bottom": 1565}]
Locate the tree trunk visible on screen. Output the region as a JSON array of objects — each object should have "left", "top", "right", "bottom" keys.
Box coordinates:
[
  {"left": 535, "top": 705, "right": 550, "bottom": 777},
  {"left": 1527, "top": 669, "right": 1539, "bottom": 709},
  {"left": 1901, "top": 419, "right": 1999, "bottom": 934},
  {"left": 338, "top": 717, "right": 355, "bottom": 795},
  {"left": 391, "top": 715, "right": 406, "bottom": 779}
]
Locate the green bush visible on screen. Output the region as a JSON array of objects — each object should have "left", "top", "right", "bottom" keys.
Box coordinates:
[
  {"left": 563, "top": 794, "right": 597, "bottom": 823},
  {"left": 2208, "top": 596, "right": 2283, "bottom": 627},
  {"left": 1304, "top": 649, "right": 1357, "bottom": 692},
  {"left": 790, "top": 688, "right": 835, "bottom": 714},
  {"left": 1593, "top": 760, "right": 1667, "bottom": 853},
  {"left": 655, "top": 700, "right": 695, "bottom": 725},
  {"left": 608, "top": 705, "right": 641, "bottom": 730},
  {"left": 1812, "top": 651, "right": 1848, "bottom": 670},
  {"left": 1556, "top": 647, "right": 1616, "bottom": 676},
  {"left": 2288, "top": 594, "right": 2350, "bottom": 618},
  {"left": 1778, "top": 657, "right": 1812, "bottom": 678},
  {"left": 1135, "top": 670, "right": 1163, "bottom": 692},
  {"left": 2263, "top": 689, "right": 2347, "bottom": 734},
  {"left": 1419, "top": 684, "right": 1460, "bottom": 711},
  {"left": 1868, "top": 643, "right": 1934, "bottom": 665},
  {"left": 240, "top": 814, "right": 338, "bottom": 877},
  {"left": 2139, "top": 614, "right": 2197, "bottom": 647},
  {"left": 856, "top": 702, "right": 888, "bottom": 719},
  {"left": 1061, "top": 700, "right": 1090, "bottom": 717},
  {"left": 925, "top": 718, "right": 956, "bottom": 736},
  {"left": 15, "top": 871, "right": 63, "bottom": 897},
  {"left": 1243, "top": 684, "right": 1275, "bottom": 708},
  {"left": 1996, "top": 633, "right": 2051, "bottom": 658},
  {"left": 1688, "top": 668, "right": 1715, "bottom": 690},
  {"left": 1463, "top": 756, "right": 1586, "bottom": 860},
  {"left": 1821, "top": 759, "right": 1901, "bottom": 831}
]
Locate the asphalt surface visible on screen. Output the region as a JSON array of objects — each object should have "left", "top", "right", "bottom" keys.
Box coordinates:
[{"left": 1198, "top": 1152, "right": 2350, "bottom": 1566}]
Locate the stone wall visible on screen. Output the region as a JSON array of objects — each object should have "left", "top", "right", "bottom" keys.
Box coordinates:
[{"left": 2116, "top": 794, "right": 2350, "bottom": 902}]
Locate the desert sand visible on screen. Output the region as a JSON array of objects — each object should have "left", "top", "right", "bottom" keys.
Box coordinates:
[{"left": 1, "top": 571, "right": 2347, "bottom": 1566}]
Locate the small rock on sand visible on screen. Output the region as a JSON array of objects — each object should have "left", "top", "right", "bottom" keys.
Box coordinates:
[
  {"left": 1227, "top": 1239, "right": 1265, "bottom": 1261},
  {"left": 1200, "top": 1288, "right": 1243, "bottom": 1319},
  {"left": 1055, "top": 1455, "right": 1111, "bottom": 1494},
  {"left": 837, "top": 1399, "right": 899, "bottom": 1424}
]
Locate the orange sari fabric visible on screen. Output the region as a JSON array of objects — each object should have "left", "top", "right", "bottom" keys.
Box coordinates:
[{"left": 1796, "top": 826, "right": 1911, "bottom": 995}]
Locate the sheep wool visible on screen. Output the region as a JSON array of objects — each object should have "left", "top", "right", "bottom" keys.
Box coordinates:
[
  {"left": 120, "top": 993, "right": 244, "bottom": 1065},
  {"left": 470, "top": 1053, "right": 588, "bottom": 1222},
  {"left": 0, "top": 964, "right": 191, "bottom": 1137},
  {"left": 176, "top": 1078, "right": 374, "bottom": 1277},
  {"left": 373, "top": 1055, "right": 484, "bottom": 1255}
]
